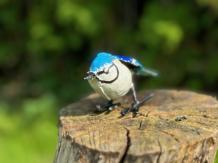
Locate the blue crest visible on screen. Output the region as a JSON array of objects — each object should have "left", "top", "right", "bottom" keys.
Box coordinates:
[{"left": 89, "top": 52, "right": 116, "bottom": 73}]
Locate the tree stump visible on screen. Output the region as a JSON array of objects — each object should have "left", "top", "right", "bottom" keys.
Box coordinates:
[{"left": 54, "top": 90, "right": 218, "bottom": 163}]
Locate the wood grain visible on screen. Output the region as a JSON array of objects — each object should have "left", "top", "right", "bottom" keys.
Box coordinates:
[{"left": 54, "top": 90, "right": 218, "bottom": 163}]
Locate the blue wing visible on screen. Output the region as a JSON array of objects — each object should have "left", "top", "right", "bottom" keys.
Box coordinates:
[{"left": 115, "top": 55, "right": 158, "bottom": 77}]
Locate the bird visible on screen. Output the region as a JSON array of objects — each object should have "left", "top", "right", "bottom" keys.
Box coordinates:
[{"left": 84, "top": 52, "right": 158, "bottom": 116}]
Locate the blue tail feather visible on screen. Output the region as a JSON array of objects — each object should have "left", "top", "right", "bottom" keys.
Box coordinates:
[{"left": 115, "top": 55, "right": 158, "bottom": 77}]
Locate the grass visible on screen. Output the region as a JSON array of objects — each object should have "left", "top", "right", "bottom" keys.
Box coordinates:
[
  {"left": 0, "top": 113, "right": 57, "bottom": 163},
  {"left": 0, "top": 95, "right": 58, "bottom": 163},
  {"left": 215, "top": 152, "right": 218, "bottom": 163}
]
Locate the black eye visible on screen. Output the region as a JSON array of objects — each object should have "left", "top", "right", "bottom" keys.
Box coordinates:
[{"left": 97, "top": 71, "right": 104, "bottom": 75}]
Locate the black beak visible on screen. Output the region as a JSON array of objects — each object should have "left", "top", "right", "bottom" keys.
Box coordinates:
[{"left": 84, "top": 72, "right": 95, "bottom": 80}]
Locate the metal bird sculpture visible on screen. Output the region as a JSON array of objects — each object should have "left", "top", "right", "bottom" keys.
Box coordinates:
[{"left": 84, "top": 52, "right": 158, "bottom": 116}]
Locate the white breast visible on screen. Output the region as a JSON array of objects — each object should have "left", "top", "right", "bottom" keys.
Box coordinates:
[{"left": 88, "top": 60, "right": 133, "bottom": 100}]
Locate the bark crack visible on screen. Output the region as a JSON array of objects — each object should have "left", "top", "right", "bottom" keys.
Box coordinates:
[
  {"left": 54, "top": 129, "right": 63, "bottom": 162},
  {"left": 119, "top": 127, "right": 131, "bottom": 163},
  {"left": 181, "top": 144, "right": 189, "bottom": 163},
  {"left": 138, "top": 120, "right": 143, "bottom": 130},
  {"left": 156, "top": 139, "right": 162, "bottom": 163}
]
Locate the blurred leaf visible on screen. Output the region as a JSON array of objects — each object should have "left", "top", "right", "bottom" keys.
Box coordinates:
[
  {"left": 22, "top": 94, "right": 57, "bottom": 120},
  {"left": 197, "top": 0, "right": 218, "bottom": 11},
  {"left": 57, "top": 1, "right": 98, "bottom": 36},
  {"left": 153, "top": 20, "right": 183, "bottom": 51},
  {"left": 30, "top": 22, "right": 52, "bottom": 40}
]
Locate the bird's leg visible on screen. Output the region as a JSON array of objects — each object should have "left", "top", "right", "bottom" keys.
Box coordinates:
[
  {"left": 120, "top": 85, "right": 139, "bottom": 116},
  {"left": 130, "top": 84, "right": 140, "bottom": 114},
  {"left": 96, "top": 100, "right": 120, "bottom": 112},
  {"left": 121, "top": 84, "right": 154, "bottom": 116}
]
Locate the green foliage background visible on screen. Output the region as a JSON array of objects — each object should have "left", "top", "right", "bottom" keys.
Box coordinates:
[{"left": 0, "top": 0, "right": 218, "bottom": 162}]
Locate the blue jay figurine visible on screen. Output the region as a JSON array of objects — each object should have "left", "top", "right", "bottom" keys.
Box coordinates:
[{"left": 84, "top": 52, "right": 158, "bottom": 116}]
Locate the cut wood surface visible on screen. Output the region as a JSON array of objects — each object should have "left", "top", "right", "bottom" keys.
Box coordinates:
[{"left": 54, "top": 90, "right": 218, "bottom": 163}]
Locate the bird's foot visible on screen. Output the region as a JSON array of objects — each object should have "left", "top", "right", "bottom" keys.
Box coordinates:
[
  {"left": 120, "top": 101, "right": 140, "bottom": 117},
  {"left": 96, "top": 101, "right": 120, "bottom": 112},
  {"left": 120, "top": 93, "right": 154, "bottom": 117}
]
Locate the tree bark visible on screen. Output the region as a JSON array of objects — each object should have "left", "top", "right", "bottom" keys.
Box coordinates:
[{"left": 54, "top": 90, "right": 218, "bottom": 163}]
